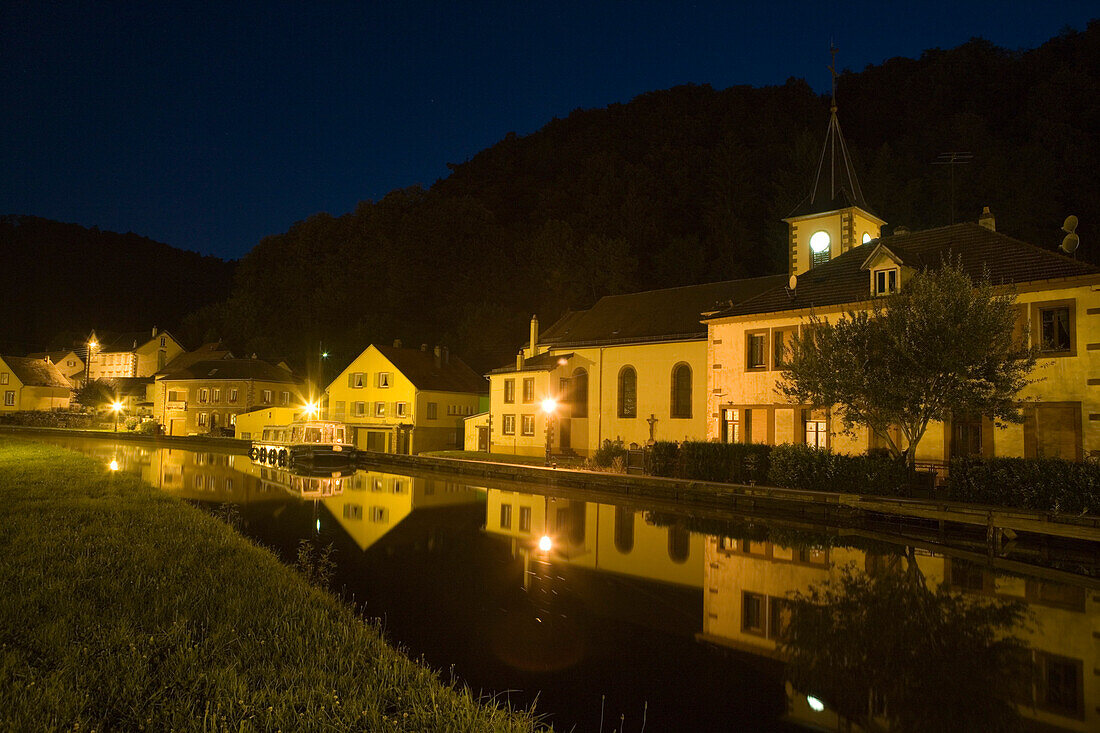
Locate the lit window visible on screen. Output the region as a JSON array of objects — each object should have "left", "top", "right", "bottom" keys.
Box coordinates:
[
  {"left": 396, "top": 402, "right": 407, "bottom": 417},
  {"left": 874, "top": 268, "right": 898, "bottom": 295},
  {"left": 862, "top": 231, "right": 871, "bottom": 244},
  {"left": 199, "top": 388, "right": 209, "bottom": 403},
  {"left": 375, "top": 402, "right": 385, "bottom": 417},
  {"left": 377, "top": 372, "right": 391, "bottom": 388},
  {"left": 262, "top": 390, "right": 273, "bottom": 404},
  {"left": 349, "top": 372, "right": 365, "bottom": 388},
  {"left": 229, "top": 389, "right": 238, "bottom": 403},
  {"left": 503, "top": 379, "right": 515, "bottom": 404},
  {"left": 212, "top": 388, "right": 221, "bottom": 402},
  {"left": 0, "top": 373, "right": 7, "bottom": 384},
  {"left": 805, "top": 419, "right": 827, "bottom": 448},
  {"left": 198, "top": 412, "right": 207, "bottom": 427},
  {"left": 280, "top": 392, "right": 289, "bottom": 405},
  {"left": 4, "top": 391, "right": 14, "bottom": 406},
  {"left": 1040, "top": 307, "right": 1071, "bottom": 352},
  {"left": 522, "top": 378, "right": 534, "bottom": 403},
  {"left": 721, "top": 409, "right": 740, "bottom": 443}
]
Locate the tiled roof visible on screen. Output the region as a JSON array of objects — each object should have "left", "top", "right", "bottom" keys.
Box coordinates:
[
  {"left": 1, "top": 355, "right": 71, "bottom": 389},
  {"left": 26, "top": 350, "right": 75, "bottom": 364},
  {"left": 487, "top": 351, "right": 574, "bottom": 375},
  {"left": 374, "top": 345, "right": 488, "bottom": 394},
  {"left": 98, "top": 330, "right": 180, "bottom": 353},
  {"left": 786, "top": 108, "right": 874, "bottom": 219},
  {"left": 707, "top": 223, "right": 1100, "bottom": 320},
  {"left": 157, "top": 358, "right": 302, "bottom": 384},
  {"left": 156, "top": 343, "right": 232, "bottom": 375},
  {"left": 537, "top": 274, "right": 788, "bottom": 347}
]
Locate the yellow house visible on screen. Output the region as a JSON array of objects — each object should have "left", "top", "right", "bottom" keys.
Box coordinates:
[
  {"left": 26, "top": 350, "right": 85, "bottom": 387},
  {"left": 700, "top": 536, "right": 1097, "bottom": 731},
  {"left": 153, "top": 358, "right": 308, "bottom": 436},
  {"left": 487, "top": 277, "right": 783, "bottom": 458},
  {"left": 0, "top": 355, "right": 71, "bottom": 411},
  {"left": 88, "top": 327, "right": 186, "bottom": 380},
  {"left": 704, "top": 101, "right": 1100, "bottom": 462},
  {"left": 325, "top": 343, "right": 486, "bottom": 454},
  {"left": 233, "top": 406, "right": 300, "bottom": 441}
]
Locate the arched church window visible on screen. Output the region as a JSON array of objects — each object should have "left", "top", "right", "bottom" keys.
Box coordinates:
[
  {"left": 670, "top": 363, "right": 692, "bottom": 419},
  {"left": 618, "top": 366, "right": 637, "bottom": 418}
]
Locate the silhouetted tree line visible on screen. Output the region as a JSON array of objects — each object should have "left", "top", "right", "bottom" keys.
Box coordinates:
[
  {"left": 0, "top": 216, "right": 235, "bottom": 354},
  {"left": 7, "top": 23, "right": 1099, "bottom": 377}
]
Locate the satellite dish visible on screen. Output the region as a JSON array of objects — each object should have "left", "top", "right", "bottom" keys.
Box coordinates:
[
  {"left": 789, "top": 274, "right": 798, "bottom": 291},
  {"left": 1063, "top": 215, "right": 1079, "bottom": 234},
  {"left": 1061, "top": 232, "right": 1080, "bottom": 254}
]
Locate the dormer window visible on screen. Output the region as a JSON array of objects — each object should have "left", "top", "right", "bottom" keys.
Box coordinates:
[
  {"left": 874, "top": 268, "right": 898, "bottom": 296},
  {"left": 809, "top": 231, "right": 831, "bottom": 268}
]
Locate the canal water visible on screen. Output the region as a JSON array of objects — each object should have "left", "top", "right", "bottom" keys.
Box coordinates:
[{"left": 23, "top": 436, "right": 1100, "bottom": 732}]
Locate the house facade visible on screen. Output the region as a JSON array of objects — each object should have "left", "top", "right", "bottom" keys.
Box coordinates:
[
  {"left": 0, "top": 355, "right": 71, "bottom": 411},
  {"left": 325, "top": 343, "right": 486, "bottom": 454},
  {"left": 486, "top": 278, "right": 784, "bottom": 458},
  {"left": 153, "top": 358, "right": 306, "bottom": 436},
  {"left": 88, "top": 328, "right": 186, "bottom": 380},
  {"left": 704, "top": 103, "right": 1100, "bottom": 462}
]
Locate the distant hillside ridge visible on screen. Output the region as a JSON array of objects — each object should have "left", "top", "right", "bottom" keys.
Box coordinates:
[{"left": 0, "top": 215, "right": 236, "bottom": 353}]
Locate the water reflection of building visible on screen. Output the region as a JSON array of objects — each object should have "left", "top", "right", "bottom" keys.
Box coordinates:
[
  {"left": 484, "top": 488, "right": 704, "bottom": 588},
  {"left": 701, "top": 536, "right": 1098, "bottom": 731},
  {"left": 323, "top": 472, "right": 481, "bottom": 552},
  {"left": 142, "top": 450, "right": 285, "bottom": 505}
]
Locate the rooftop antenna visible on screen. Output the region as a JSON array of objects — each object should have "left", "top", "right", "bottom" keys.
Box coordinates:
[
  {"left": 933, "top": 152, "right": 973, "bottom": 224},
  {"left": 1060, "top": 215, "right": 1080, "bottom": 259}
]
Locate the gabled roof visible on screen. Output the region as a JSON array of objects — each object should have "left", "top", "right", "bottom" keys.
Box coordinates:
[
  {"left": 26, "top": 350, "right": 79, "bottom": 364},
  {"left": 706, "top": 223, "right": 1100, "bottom": 320},
  {"left": 157, "top": 358, "right": 302, "bottom": 384},
  {"left": 156, "top": 343, "right": 232, "bottom": 375},
  {"left": 487, "top": 351, "right": 573, "bottom": 375},
  {"left": 536, "top": 275, "right": 788, "bottom": 348},
  {"left": 374, "top": 345, "right": 487, "bottom": 394},
  {"left": 0, "top": 355, "right": 71, "bottom": 389},
  {"left": 786, "top": 107, "right": 874, "bottom": 219},
  {"left": 98, "top": 329, "right": 181, "bottom": 353}
]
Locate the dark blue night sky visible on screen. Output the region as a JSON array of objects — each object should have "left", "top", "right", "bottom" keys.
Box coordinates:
[{"left": 2, "top": 1, "right": 1095, "bottom": 260}]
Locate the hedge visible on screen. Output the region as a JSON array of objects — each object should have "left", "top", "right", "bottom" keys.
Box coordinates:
[
  {"left": 946, "top": 456, "right": 1100, "bottom": 514},
  {"left": 0, "top": 411, "right": 95, "bottom": 429},
  {"left": 767, "top": 443, "right": 911, "bottom": 496},
  {"left": 647, "top": 440, "right": 771, "bottom": 484}
]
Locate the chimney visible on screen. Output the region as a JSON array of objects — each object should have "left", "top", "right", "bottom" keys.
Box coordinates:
[
  {"left": 441, "top": 346, "right": 449, "bottom": 364},
  {"left": 393, "top": 338, "right": 402, "bottom": 348},
  {"left": 893, "top": 225, "right": 910, "bottom": 236},
  {"left": 420, "top": 344, "right": 428, "bottom": 352},
  {"left": 152, "top": 326, "right": 158, "bottom": 338},
  {"left": 978, "top": 206, "right": 996, "bottom": 231},
  {"left": 516, "top": 349, "right": 525, "bottom": 370},
  {"left": 433, "top": 345, "right": 442, "bottom": 367},
  {"left": 529, "top": 315, "right": 539, "bottom": 353}
]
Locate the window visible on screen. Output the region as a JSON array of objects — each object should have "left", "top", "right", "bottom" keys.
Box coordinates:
[
  {"left": 262, "top": 390, "right": 273, "bottom": 404},
  {"left": 519, "top": 506, "right": 531, "bottom": 532},
  {"left": 668, "top": 525, "right": 690, "bottom": 563},
  {"left": 874, "top": 268, "right": 898, "bottom": 295},
  {"left": 199, "top": 388, "right": 209, "bottom": 403},
  {"left": 343, "top": 504, "right": 363, "bottom": 521},
  {"left": 1039, "top": 306, "right": 1071, "bottom": 352},
  {"left": 377, "top": 372, "right": 392, "bottom": 388},
  {"left": 426, "top": 402, "right": 437, "bottom": 419},
  {"left": 951, "top": 414, "right": 983, "bottom": 457},
  {"left": 772, "top": 329, "right": 793, "bottom": 369},
  {"left": 521, "top": 414, "right": 535, "bottom": 436},
  {"left": 522, "top": 377, "right": 534, "bottom": 403},
  {"left": 1035, "top": 652, "right": 1083, "bottom": 718},
  {"left": 862, "top": 231, "right": 872, "bottom": 244},
  {"left": 721, "top": 408, "right": 740, "bottom": 443},
  {"left": 670, "top": 363, "right": 692, "bottom": 418},
  {"left": 349, "top": 372, "right": 365, "bottom": 388},
  {"left": 371, "top": 402, "right": 383, "bottom": 417},
  {"left": 499, "top": 504, "right": 512, "bottom": 529},
  {"left": 571, "top": 368, "right": 588, "bottom": 417},
  {"left": 746, "top": 331, "right": 767, "bottom": 370},
  {"left": 502, "top": 414, "right": 516, "bottom": 435},
  {"left": 809, "top": 230, "right": 830, "bottom": 268},
  {"left": 353, "top": 401, "right": 366, "bottom": 417},
  {"left": 3, "top": 391, "right": 13, "bottom": 406},
  {"left": 805, "top": 419, "right": 827, "bottom": 448},
  {"left": 618, "top": 366, "right": 637, "bottom": 418},
  {"left": 211, "top": 388, "right": 221, "bottom": 403},
  {"left": 1, "top": 373, "right": 8, "bottom": 384},
  {"left": 371, "top": 506, "right": 388, "bottom": 523},
  {"left": 503, "top": 379, "right": 515, "bottom": 404},
  {"left": 229, "top": 389, "right": 238, "bottom": 403},
  {"left": 742, "top": 592, "right": 766, "bottom": 635},
  {"left": 198, "top": 412, "right": 207, "bottom": 427},
  {"left": 396, "top": 402, "right": 407, "bottom": 417},
  {"left": 280, "top": 391, "right": 289, "bottom": 405}
]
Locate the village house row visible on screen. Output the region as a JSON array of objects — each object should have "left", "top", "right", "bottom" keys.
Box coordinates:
[{"left": 2, "top": 103, "right": 1097, "bottom": 463}]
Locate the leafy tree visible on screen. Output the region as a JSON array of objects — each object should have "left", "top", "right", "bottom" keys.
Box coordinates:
[
  {"left": 72, "top": 379, "right": 116, "bottom": 411},
  {"left": 778, "top": 262, "right": 1037, "bottom": 466},
  {"left": 781, "top": 555, "right": 1034, "bottom": 732}
]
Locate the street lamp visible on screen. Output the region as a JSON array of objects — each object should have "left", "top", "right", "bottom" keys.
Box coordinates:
[
  {"left": 541, "top": 397, "right": 557, "bottom": 467},
  {"left": 84, "top": 337, "right": 98, "bottom": 387},
  {"left": 110, "top": 400, "right": 123, "bottom": 432},
  {"left": 303, "top": 400, "right": 319, "bottom": 419}
]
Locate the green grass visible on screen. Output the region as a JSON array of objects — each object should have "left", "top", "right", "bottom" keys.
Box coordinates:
[
  {"left": 422, "top": 450, "right": 587, "bottom": 468},
  {"left": 0, "top": 438, "right": 549, "bottom": 732}
]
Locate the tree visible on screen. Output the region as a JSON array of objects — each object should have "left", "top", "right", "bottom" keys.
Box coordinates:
[
  {"left": 778, "top": 262, "right": 1036, "bottom": 466},
  {"left": 780, "top": 555, "right": 1034, "bottom": 732}
]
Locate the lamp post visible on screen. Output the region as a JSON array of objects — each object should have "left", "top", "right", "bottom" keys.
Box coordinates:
[
  {"left": 111, "top": 400, "right": 123, "bottom": 432},
  {"left": 84, "top": 338, "right": 98, "bottom": 388},
  {"left": 541, "top": 397, "right": 557, "bottom": 467}
]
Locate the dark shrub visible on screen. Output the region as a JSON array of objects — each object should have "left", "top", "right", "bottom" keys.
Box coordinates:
[
  {"left": 767, "top": 444, "right": 909, "bottom": 496},
  {"left": 677, "top": 441, "right": 773, "bottom": 484},
  {"left": 648, "top": 441, "right": 681, "bottom": 477},
  {"left": 947, "top": 457, "right": 1100, "bottom": 514},
  {"left": 593, "top": 439, "right": 629, "bottom": 467},
  {"left": 0, "top": 410, "right": 95, "bottom": 429}
]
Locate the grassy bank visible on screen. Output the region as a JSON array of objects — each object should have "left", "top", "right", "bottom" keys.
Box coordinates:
[{"left": 0, "top": 439, "right": 547, "bottom": 732}]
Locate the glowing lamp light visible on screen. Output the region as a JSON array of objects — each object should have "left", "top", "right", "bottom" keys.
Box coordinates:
[
  {"left": 809, "top": 231, "right": 831, "bottom": 254},
  {"left": 109, "top": 459, "right": 119, "bottom": 471},
  {"left": 303, "top": 401, "right": 319, "bottom": 418},
  {"left": 540, "top": 397, "right": 557, "bottom": 415},
  {"left": 111, "top": 401, "right": 123, "bottom": 414},
  {"left": 538, "top": 535, "right": 553, "bottom": 552},
  {"left": 806, "top": 696, "right": 825, "bottom": 712}
]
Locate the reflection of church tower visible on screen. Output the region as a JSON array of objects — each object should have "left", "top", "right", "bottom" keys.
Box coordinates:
[{"left": 783, "top": 51, "right": 886, "bottom": 277}]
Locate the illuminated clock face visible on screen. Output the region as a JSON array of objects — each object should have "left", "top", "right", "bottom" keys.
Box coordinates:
[
  {"left": 862, "top": 232, "right": 872, "bottom": 244},
  {"left": 809, "top": 231, "right": 831, "bottom": 253}
]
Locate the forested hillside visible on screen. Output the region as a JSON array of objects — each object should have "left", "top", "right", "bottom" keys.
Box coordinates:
[{"left": 0, "top": 216, "right": 235, "bottom": 353}]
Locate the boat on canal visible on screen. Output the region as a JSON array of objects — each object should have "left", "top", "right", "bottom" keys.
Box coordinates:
[{"left": 248, "top": 420, "right": 355, "bottom": 468}]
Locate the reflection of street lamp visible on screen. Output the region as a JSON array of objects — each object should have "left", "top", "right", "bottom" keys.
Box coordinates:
[
  {"left": 541, "top": 397, "right": 557, "bottom": 467},
  {"left": 111, "top": 396, "right": 123, "bottom": 431},
  {"left": 538, "top": 534, "right": 553, "bottom": 552}
]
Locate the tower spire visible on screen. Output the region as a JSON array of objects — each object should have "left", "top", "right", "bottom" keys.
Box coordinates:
[{"left": 829, "top": 43, "right": 838, "bottom": 112}]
